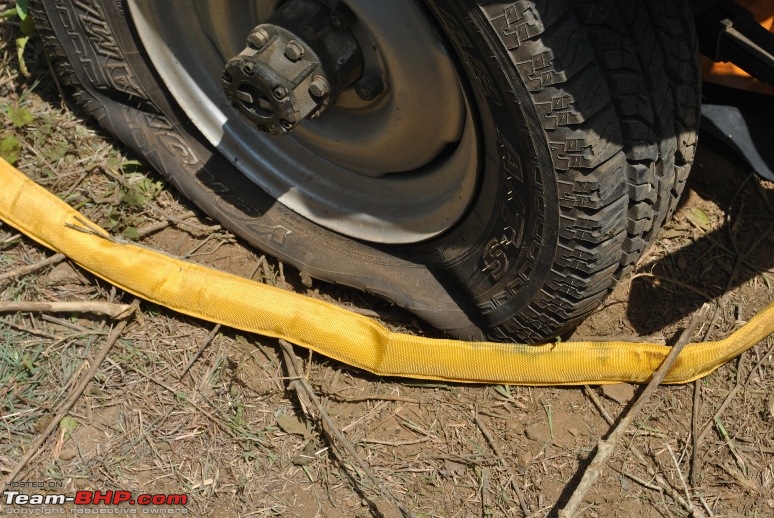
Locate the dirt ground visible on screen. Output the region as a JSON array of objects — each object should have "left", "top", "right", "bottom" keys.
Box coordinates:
[{"left": 1, "top": 9, "right": 773, "bottom": 518}]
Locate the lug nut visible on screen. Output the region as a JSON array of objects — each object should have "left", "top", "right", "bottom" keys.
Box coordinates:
[
  {"left": 355, "top": 74, "right": 384, "bottom": 101},
  {"left": 222, "top": 71, "right": 233, "bottom": 83},
  {"left": 280, "top": 119, "right": 294, "bottom": 130},
  {"left": 247, "top": 28, "right": 270, "bottom": 49},
  {"left": 308, "top": 76, "right": 330, "bottom": 98},
  {"left": 241, "top": 62, "right": 254, "bottom": 76},
  {"left": 273, "top": 86, "right": 288, "bottom": 100},
  {"left": 284, "top": 40, "right": 304, "bottom": 62}
]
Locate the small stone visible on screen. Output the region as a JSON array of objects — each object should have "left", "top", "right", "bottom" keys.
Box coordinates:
[
  {"left": 567, "top": 427, "right": 580, "bottom": 437},
  {"left": 276, "top": 413, "right": 312, "bottom": 438},
  {"left": 292, "top": 440, "right": 317, "bottom": 466},
  {"left": 45, "top": 262, "right": 81, "bottom": 285},
  {"left": 524, "top": 424, "right": 550, "bottom": 444},
  {"left": 59, "top": 447, "right": 77, "bottom": 461},
  {"left": 85, "top": 385, "right": 102, "bottom": 397},
  {"left": 601, "top": 383, "right": 636, "bottom": 405},
  {"left": 34, "top": 414, "right": 53, "bottom": 434}
]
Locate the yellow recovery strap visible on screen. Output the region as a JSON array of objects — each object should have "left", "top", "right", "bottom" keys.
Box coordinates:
[{"left": 1, "top": 158, "right": 772, "bottom": 385}]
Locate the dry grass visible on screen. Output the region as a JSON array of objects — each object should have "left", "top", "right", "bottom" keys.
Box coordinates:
[{"left": 1, "top": 9, "right": 773, "bottom": 517}]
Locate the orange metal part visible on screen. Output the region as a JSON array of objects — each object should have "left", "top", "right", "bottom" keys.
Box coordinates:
[{"left": 701, "top": 0, "right": 774, "bottom": 94}]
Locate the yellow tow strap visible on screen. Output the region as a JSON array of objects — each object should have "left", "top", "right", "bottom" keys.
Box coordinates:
[{"left": 1, "top": 158, "right": 772, "bottom": 385}]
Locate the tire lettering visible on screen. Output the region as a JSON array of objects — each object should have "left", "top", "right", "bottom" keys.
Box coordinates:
[
  {"left": 73, "top": 0, "right": 119, "bottom": 59},
  {"left": 246, "top": 224, "right": 292, "bottom": 246},
  {"left": 143, "top": 114, "right": 200, "bottom": 166},
  {"left": 469, "top": 56, "right": 503, "bottom": 106},
  {"left": 482, "top": 226, "right": 521, "bottom": 282}
]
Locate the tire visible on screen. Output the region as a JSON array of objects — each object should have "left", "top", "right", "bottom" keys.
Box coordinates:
[{"left": 32, "top": 0, "right": 700, "bottom": 343}]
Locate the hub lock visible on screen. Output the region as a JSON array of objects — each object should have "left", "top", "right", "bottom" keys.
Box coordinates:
[{"left": 222, "top": 0, "right": 364, "bottom": 135}]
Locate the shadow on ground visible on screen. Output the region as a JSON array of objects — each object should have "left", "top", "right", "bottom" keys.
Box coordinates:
[{"left": 626, "top": 138, "right": 774, "bottom": 335}]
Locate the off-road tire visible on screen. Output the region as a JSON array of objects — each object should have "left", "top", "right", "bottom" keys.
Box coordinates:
[{"left": 32, "top": 0, "right": 700, "bottom": 343}]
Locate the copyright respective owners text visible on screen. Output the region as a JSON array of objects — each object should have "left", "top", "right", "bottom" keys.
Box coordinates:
[{"left": 3, "top": 481, "right": 189, "bottom": 515}]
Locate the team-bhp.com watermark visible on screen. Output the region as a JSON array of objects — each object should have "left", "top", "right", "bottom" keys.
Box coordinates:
[{"left": 3, "top": 482, "right": 188, "bottom": 515}]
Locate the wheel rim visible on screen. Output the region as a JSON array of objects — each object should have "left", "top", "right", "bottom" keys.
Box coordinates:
[{"left": 128, "top": 0, "right": 479, "bottom": 244}]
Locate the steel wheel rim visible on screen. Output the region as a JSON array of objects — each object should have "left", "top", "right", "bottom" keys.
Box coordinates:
[{"left": 128, "top": 0, "right": 479, "bottom": 244}]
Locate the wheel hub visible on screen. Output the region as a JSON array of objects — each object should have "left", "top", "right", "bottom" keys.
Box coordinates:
[
  {"left": 222, "top": 0, "right": 364, "bottom": 135},
  {"left": 128, "top": 0, "right": 478, "bottom": 243}
]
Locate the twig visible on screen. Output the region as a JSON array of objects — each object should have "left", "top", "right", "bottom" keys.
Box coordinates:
[
  {"left": 571, "top": 334, "right": 666, "bottom": 344},
  {"left": 584, "top": 385, "right": 690, "bottom": 511},
  {"left": 127, "top": 364, "right": 230, "bottom": 435},
  {"left": 690, "top": 379, "right": 701, "bottom": 486},
  {"left": 259, "top": 256, "right": 272, "bottom": 282},
  {"left": 359, "top": 437, "right": 430, "bottom": 447},
  {"left": 0, "top": 253, "right": 65, "bottom": 284},
  {"left": 583, "top": 386, "right": 697, "bottom": 514},
  {"left": 743, "top": 338, "right": 774, "bottom": 386},
  {"left": 1, "top": 234, "right": 20, "bottom": 245},
  {"left": 323, "top": 392, "right": 420, "bottom": 404},
  {"left": 710, "top": 441, "right": 774, "bottom": 454},
  {"left": 182, "top": 233, "right": 215, "bottom": 259},
  {"left": 135, "top": 220, "right": 176, "bottom": 239},
  {"left": 136, "top": 210, "right": 195, "bottom": 238},
  {"left": 583, "top": 387, "right": 615, "bottom": 425},
  {"left": 2, "top": 301, "right": 138, "bottom": 484},
  {"left": 180, "top": 324, "right": 221, "bottom": 379},
  {"left": 0, "top": 300, "right": 134, "bottom": 319},
  {"left": 474, "top": 412, "right": 530, "bottom": 516},
  {"left": 666, "top": 444, "right": 693, "bottom": 506},
  {"left": 744, "top": 221, "right": 774, "bottom": 258},
  {"left": 608, "top": 464, "right": 662, "bottom": 492},
  {"left": 278, "top": 262, "right": 287, "bottom": 290},
  {"left": 20, "top": 139, "right": 58, "bottom": 179},
  {"left": 698, "top": 258, "right": 743, "bottom": 346},
  {"left": 699, "top": 496, "right": 715, "bottom": 517},
  {"left": 0, "top": 318, "right": 63, "bottom": 340},
  {"left": 40, "top": 315, "right": 106, "bottom": 334},
  {"left": 697, "top": 357, "right": 744, "bottom": 446},
  {"left": 689, "top": 252, "right": 744, "bottom": 484},
  {"left": 122, "top": 361, "right": 271, "bottom": 449},
  {"left": 278, "top": 339, "right": 411, "bottom": 518},
  {"left": 138, "top": 211, "right": 221, "bottom": 239},
  {"left": 560, "top": 312, "right": 705, "bottom": 518},
  {"left": 480, "top": 467, "right": 490, "bottom": 517},
  {"left": 714, "top": 417, "right": 747, "bottom": 476},
  {"left": 689, "top": 335, "right": 774, "bottom": 486},
  {"left": 630, "top": 273, "right": 714, "bottom": 301},
  {"left": 60, "top": 171, "right": 89, "bottom": 200}
]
